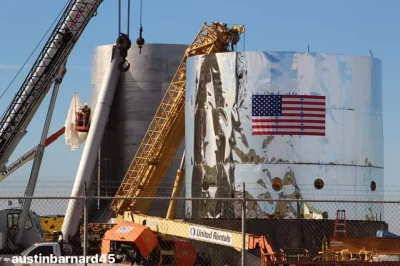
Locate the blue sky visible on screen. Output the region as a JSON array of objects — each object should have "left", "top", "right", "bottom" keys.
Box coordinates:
[{"left": 0, "top": 0, "right": 399, "bottom": 197}]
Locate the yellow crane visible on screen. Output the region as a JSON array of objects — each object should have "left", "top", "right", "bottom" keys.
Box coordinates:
[
  {"left": 30, "top": 21, "right": 245, "bottom": 246},
  {"left": 110, "top": 22, "right": 245, "bottom": 218}
]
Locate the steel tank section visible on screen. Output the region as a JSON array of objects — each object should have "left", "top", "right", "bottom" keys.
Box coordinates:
[
  {"left": 185, "top": 51, "right": 383, "bottom": 221},
  {"left": 89, "top": 43, "right": 187, "bottom": 221}
]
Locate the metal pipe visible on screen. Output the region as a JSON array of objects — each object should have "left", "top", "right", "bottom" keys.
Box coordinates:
[
  {"left": 97, "top": 148, "right": 101, "bottom": 209},
  {"left": 62, "top": 46, "right": 121, "bottom": 239},
  {"left": 15, "top": 70, "right": 64, "bottom": 245},
  {"left": 83, "top": 182, "right": 88, "bottom": 265}
]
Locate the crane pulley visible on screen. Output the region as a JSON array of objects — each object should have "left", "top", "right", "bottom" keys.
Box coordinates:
[{"left": 116, "top": 0, "right": 145, "bottom": 72}]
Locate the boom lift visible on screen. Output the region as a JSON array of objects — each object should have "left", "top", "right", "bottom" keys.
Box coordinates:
[
  {"left": 0, "top": 0, "right": 136, "bottom": 172},
  {"left": 100, "top": 212, "right": 277, "bottom": 265},
  {"left": 0, "top": 0, "right": 102, "bottom": 172},
  {"left": 110, "top": 21, "right": 245, "bottom": 218}
]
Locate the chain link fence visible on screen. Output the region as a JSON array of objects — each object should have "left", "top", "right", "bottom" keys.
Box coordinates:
[{"left": 0, "top": 196, "right": 400, "bottom": 265}]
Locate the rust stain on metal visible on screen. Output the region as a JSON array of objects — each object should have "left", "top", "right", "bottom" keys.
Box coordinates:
[
  {"left": 263, "top": 136, "right": 274, "bottom": 148},
  {"left": 233, "top": 147, "right": 264, "bottom": 163}
]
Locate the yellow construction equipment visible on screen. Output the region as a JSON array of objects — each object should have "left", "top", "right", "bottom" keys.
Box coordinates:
[
  {"left": 110, "top": 22, "right": 245, "bottom": 218},
  {"left": 166, "top": 151, "right": 185, "bottom": 220},
  {"left": 39, "top": 215, "right": 64, "bottom": 241}
]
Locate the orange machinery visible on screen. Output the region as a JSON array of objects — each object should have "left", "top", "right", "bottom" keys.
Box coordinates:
[
  {"left": 101, "top": 220, "right": 197, "bottom": 265},
  {"left": 99, "top": 212, "right": 284, "bottom": 266}
]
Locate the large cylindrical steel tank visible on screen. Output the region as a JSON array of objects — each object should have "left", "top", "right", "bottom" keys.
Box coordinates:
[
  {"left": 185, "top": 51, "right": 383, "bottom": 221},
  {"left": 89, "top": 43, "right": 187, "bottom": 221}
]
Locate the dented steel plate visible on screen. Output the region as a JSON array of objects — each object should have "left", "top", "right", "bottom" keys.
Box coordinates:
[{"left": 184, "top": 52, "right": 384, "bottom": 220}]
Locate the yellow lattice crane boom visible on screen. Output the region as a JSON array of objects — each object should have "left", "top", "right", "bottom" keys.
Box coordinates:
[{"left": 110, "top": 22, "right": 245, "bottom": 217}]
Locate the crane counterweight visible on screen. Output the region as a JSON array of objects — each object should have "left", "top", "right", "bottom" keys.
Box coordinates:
[{"left": 136, "top": 25, "right": 145, "bottom": 53}]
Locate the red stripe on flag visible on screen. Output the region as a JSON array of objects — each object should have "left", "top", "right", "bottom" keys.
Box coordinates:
[
  {"left": 252, "top": 131, "right": 325, "bottom": 136},
  {"left": 281, "top": 107, "right": 325, "bottom": 111},
  {"left": 280, "top": 95, "right": 325, "bottom": 99},
  {"left": 281, "top": 101, "right": 325, "bottom": 105},
  {"left": 252, "top": 119, "right": 325, "bottom": 123},
  {"left": 280, "top": 113, "right": 325, "bottom": 118},
  {"left": 252, "top": 125, "right": 325, "bottom": 130}
]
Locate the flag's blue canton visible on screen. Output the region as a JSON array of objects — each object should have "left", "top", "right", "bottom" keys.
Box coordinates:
[{"left": 252, "top": 95, "right": 282, "bottom": 116}]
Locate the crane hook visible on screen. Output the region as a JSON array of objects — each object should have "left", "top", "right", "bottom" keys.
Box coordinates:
[
  {"left": 118, "top": 60, "right": 130, "bottom": 72},
  {"left": 116, "top": 33, "right": 131, "bottom": 72},
  {"left": 136, "top": 25, "right": 145, "bottom": 54}
]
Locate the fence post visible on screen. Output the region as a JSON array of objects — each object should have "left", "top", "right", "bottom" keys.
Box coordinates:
[
  {"left": 83, "top": 182, "right": 88, "bottom": 266},
  {"left": 241, "top": 182, "right": 246, "bottom": 266}
]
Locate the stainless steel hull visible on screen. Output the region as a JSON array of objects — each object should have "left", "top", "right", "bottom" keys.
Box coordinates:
[
  {"left": 90, "top": 43, "right": 188, "bottom": 220},
  {"left": 184, "top": 51, "right": 384, "bottom": 220}
]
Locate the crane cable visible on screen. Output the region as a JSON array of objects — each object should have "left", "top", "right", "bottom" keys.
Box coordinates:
[
  {"left": 116, "top": 0, "right": 132, "bottom": 71},
  {"left": 139, "top": 0, "right": 143, "bottom": 29},
  {"left": 136, "top": 0, "right": 145, "bottom": 53},
  {"left": 118, "top": 0, "right": 130, "bottom": 37},
  {"left": 0, "top": 1, "right": 70, "bottom": 101}
]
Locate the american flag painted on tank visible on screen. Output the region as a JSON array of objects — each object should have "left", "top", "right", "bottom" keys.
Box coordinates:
[{"left": 251, "top": 94, "right": 326, "bottom": 136}]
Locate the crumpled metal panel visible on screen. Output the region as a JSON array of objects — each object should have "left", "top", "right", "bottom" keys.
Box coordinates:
[{"left": 184, "top": 51, "right": 384, "bottom": 220}]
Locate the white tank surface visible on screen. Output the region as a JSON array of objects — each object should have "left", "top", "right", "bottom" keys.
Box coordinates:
[
  {"left": 184, "top": 51, "right": 383, "bottom": 221},
  {"left": 90, "top": 43, "right": 187, "bottom": 221}
]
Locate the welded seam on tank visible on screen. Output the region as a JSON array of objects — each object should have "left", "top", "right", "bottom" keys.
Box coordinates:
[{"left": 191, "top": 161, "right": 383, "bottom": 168}]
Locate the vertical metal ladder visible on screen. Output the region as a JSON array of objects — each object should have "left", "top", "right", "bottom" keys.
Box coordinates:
[{"left": 334, "top": 210, "right": 347, "bottom": 237}]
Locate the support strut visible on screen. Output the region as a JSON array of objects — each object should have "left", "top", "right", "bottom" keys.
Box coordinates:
[{"left": 15, "top": 65, "right": 67, "bottom": 247}]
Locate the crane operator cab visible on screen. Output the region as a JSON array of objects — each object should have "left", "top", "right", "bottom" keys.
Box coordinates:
[
  {"left": 75, "top": 103, "right": 91, "bottom": 133},
  {"left": 0, "top": 209, "right": 45, "bottom": 252}
]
